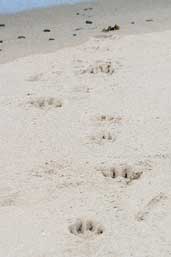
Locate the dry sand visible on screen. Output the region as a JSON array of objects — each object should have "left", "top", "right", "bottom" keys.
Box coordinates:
[{"left": 0, "top": 1, "right": 171, "bottom": 257}]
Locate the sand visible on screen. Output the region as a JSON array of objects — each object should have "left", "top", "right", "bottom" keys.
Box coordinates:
[
  {"left": 0, "top": 1, "right": 171, "bottom": 257},
  {"left": 1, "top": 0, "right": 171, "bottom": 63}
]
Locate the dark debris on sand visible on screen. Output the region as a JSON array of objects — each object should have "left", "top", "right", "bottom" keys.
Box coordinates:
[
  {"left": 86, "top": 20, "right": 93, "bottom": 24},
  {"left": 145, "top": 19, "right": 153, "bottom": 22},
  {"left": 84, "top": 7, "right": 93, "bottom": 11},
  {"left": 0, "top": 24, "right": 5, "bottom": 27},
  {"left": 43, "top": 29, "right": 51, "bottom": 32},
  {"left": 17, "top": 36, "right": 26, "bottom": 39},
  {"left": 75, "top": 27, "right": 83, "bottom": 31},
  {"left": 102, "top": 24, "right": 120, "bottom": 32}
]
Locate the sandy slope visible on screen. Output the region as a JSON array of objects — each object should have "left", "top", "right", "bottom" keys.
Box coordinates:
[
  {"left": 0, "top": 29, "right": 171, "bottom": 257},
  {"left": 1, "top": 0, "right": 171, "bottom": 63}
]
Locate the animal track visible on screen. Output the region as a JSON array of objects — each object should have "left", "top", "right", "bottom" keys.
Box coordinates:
[
  {"left": 90, "top": 131, "right": 115, "bottom": 144},
  {"left": 82, "top": 61, "right": 114, "bottom": 75},
  {"left": 27, "top": 73, "right": 44, "bottom": 82},
  {"left": 31, "top": 160, "right": 69, "bottom": 178},
  {"left": 97, "top": 114, "right": 123, "bottom": 125},
  {"left": 100, "top": 164, "right": 143, "bottom": 183},
  {"left": 0, "top": 191, "right": 18, "bottom": 207},
  {"left": 136, "top": 193, "right": 167, "bottom": 221},
  {"left": 29, "top": 97, "right": 63, "bottom": 109},
  {"left": 69, "top": 219, "right": 104, "bottom": 238}
]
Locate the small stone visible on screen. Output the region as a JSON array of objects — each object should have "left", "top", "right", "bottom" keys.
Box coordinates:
[
  {"left": 84, "top": 7, "right": 93, "bottom": 11},
  {"left": 75, "top": 27, "right": 82, "bottom": 31},
  {"left": 43, "top": 29, "right": 51, "bottom": 32},
  {"left": 17, "top": 36, "right": 26, "bottom": 39},
  {"left": 49, "top": 38, "right": 55, "bottom": 41},
  {"left": 85, "top": 20, "right": 93, "bottom": 24},
  {"left": 0, "top": 24, "right": 5, "bottom": 27},
  {"left": 145, "top": 19, "right": 153, "bottom": 22}
]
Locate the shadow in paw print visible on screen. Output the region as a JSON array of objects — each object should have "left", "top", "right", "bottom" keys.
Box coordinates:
[
  {"left": 69, "top": 219, "right": 104, "bottom": 238},
  {"left": 101, "top": 164, "right": 142, "bottom": 183},
  {"left": 29, "top": 97, "right": 63, "bottom": 109}
]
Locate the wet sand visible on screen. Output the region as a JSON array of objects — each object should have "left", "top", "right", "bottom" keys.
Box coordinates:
[{"left": 0, "top": 0, "right": 171, "bottom": 63}]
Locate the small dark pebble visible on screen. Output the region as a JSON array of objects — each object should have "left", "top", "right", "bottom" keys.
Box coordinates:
[
  {"left": 85, "top": 20, "right": 93, "bottom": 24},
  {"left": 102, "top": 24, "right": 120, "bottom": 32},
  {"left": 0, "top": 24, "right": 5, "bottom": 27},
  {"left": 0, "top": 40, "right": 3, "bottom": 43},
  {"left": 18, "top": 36, "right": 26, "bottom": 39},
  {"left": 43, "top": 29, "right": 51, "bottom": 32},
  {"left": 0, "top": 49, "right": 2, "bottom": 51},
  {"left": 75, "top": 27, "right": 82, "bottom": 31},
  {"left": 131, "top": 21, "right": 135, "bottom": 24},
  {"left": 76, "top": 12, "right": 80, "bottom": 15},
  {"left": 145, "top": 19, "right": 153, "bottom": 22},
  {"left": 84, "top": 7, "right": 93, "bottom": 11},
  {"left": 49, "top": 38, "right": 55, "bottom": 41},
  {"left": 73, "top": 34, "right": 77, "bottom": 37}
]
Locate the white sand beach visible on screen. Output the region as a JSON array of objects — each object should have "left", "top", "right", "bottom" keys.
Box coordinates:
[{"left": 0, "top": 1, "right": 171, "bottom": 257}]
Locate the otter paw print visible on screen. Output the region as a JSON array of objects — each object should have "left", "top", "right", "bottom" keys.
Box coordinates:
[
  {"left": 29, "top": 97, "right": 63, "bottom": 109},
  {"left": 69, "top": 219, "right": 104, "bottom": 238},
  {"left": 98, "top": 114, "right": 122, "bottom": 123},
  {"left": 90, "top": 131, "right": 115, "bottom": 144},
  {"left": 101, "top": 164, "right": 143, "bottom": 183},
  {"left": 82, "top": 61, "right": 114, "bottom": 75}
]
